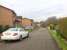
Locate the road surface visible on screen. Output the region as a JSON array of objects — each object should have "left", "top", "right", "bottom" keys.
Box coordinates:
[{"left": 0, "top": 28, "right": 60, "bottom": 50}]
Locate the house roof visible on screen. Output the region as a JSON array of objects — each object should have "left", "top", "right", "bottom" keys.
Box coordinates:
[
  {"left": 0, "top": 5, "right": 16, "bottom": 16},
  {"left": 22, "top": 18, "right": 33, "bottom": 22}
]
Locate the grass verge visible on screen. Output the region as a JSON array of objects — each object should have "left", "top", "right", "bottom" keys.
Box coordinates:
[
  {"left": 25, "top": 29, "right": 32, "bottom": 33},
  {"left": 48, "top": 27, "right": 67, "bottom": 50}
]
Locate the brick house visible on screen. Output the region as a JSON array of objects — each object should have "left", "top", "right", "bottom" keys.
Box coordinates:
[
  {"left": 22, "top": 18, "right": 33, "bottom": 29},
  {"left": 0, "top": 5, "right": 16, "bottom": 27},
  {"left": 15, "top": 17, "right": 33, "bottom": 29}
]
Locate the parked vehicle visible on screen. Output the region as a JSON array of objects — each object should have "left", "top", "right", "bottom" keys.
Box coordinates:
[{"left": 1, "top": 28, "right": 29, "bottom": 40}]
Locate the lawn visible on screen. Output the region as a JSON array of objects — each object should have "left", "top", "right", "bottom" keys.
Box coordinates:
[
  {"left": 25, "top": 29, "right": 32, "bottom": 33},
  {"left": 48, "top": 27, "right": 67, "bottom": 50}
]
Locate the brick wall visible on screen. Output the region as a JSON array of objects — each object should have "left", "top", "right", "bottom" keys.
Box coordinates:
[
  {"left": 0, "top": 6, "right": 16, "bottom": 26},
  {"left": 22, "top": 18, "right": 32, "bottom": 27}
]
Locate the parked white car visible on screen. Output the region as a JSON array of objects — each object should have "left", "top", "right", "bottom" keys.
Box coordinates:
[{"left": 1, "top": 28, "right": 29, "bottom": 40}]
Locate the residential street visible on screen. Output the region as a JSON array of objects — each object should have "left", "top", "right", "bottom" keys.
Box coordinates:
[{"left": 0, "top": 27, "right": 60, "bottom": 50}]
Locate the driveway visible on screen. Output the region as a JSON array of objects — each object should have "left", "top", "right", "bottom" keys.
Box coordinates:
[{"left": 0, "top": 27, "right": 60, "bottom": 50}]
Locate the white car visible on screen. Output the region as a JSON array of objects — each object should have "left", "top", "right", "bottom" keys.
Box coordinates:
[{"left": 1, "top": 28, "right": 29, "bottom": 40}]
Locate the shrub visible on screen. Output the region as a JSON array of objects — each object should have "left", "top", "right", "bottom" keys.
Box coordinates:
[
  {"left": 0, "top": 25, "right": 10, "bottom": 33},
  {"left": 4, "top": 25, "right": 10, "bottom": 30},
  {"left": 58, "top": 17, "right": 67, "bottom": 39},
  {"left": 50, "top": 24, "right": 55, "bottom": 30},
  {"left": 0, "top": 25, "right": 4, "bottom": 33}
]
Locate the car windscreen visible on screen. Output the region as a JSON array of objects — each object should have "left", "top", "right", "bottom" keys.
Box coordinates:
[{"left": 8, "top": 28, "right": 18, "bottom": 31}]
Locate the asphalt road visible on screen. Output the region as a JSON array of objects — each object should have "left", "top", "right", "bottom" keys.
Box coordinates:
[{"left": 0, "top": 28, "right": 60, "bottom": 50}]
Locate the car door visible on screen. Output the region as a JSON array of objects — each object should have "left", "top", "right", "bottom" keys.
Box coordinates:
[
  {"left": 19, "top": 29, "right": 27, "bottom": 38},
  {"left": 22, "top": 31, "right": 27, "bottom": 37}
]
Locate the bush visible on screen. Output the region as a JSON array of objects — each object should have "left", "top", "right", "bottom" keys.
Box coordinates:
[
  {"left": 0, "top": 25, "right": 4, "bottom": 33},
  {"left": 58, "top": 17, "right": 67, "bottom": 39},
  {"left": 50, "top": 24, "right": 55, "bottom": 30},
  {"left": 4, "top": 25, "right": 10, "bottom": 30},
  {"left": 0, "top": 25, "right": 10, "bottom": 33}
]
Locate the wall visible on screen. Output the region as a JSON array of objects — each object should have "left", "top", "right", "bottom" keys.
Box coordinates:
[{"left": 0, "top": 6, "right": 16, "bottom": 26}]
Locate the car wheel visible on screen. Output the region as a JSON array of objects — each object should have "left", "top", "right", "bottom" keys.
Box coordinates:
[{"left": 19, "top": 35, "right": 22, "bottom": 41}]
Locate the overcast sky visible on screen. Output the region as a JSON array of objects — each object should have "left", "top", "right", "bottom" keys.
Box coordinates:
[{"left": 0, "top": 0, "right": 67, "bottom": 21}]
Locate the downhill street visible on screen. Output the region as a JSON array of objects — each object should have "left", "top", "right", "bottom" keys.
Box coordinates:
[{"left": 0, "top": 27, "right": 60, "bottom": 50}]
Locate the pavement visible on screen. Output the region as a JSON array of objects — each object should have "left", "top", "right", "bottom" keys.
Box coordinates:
[{"left": 0, "top": 27, "right": 60, "bottom": 50}]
